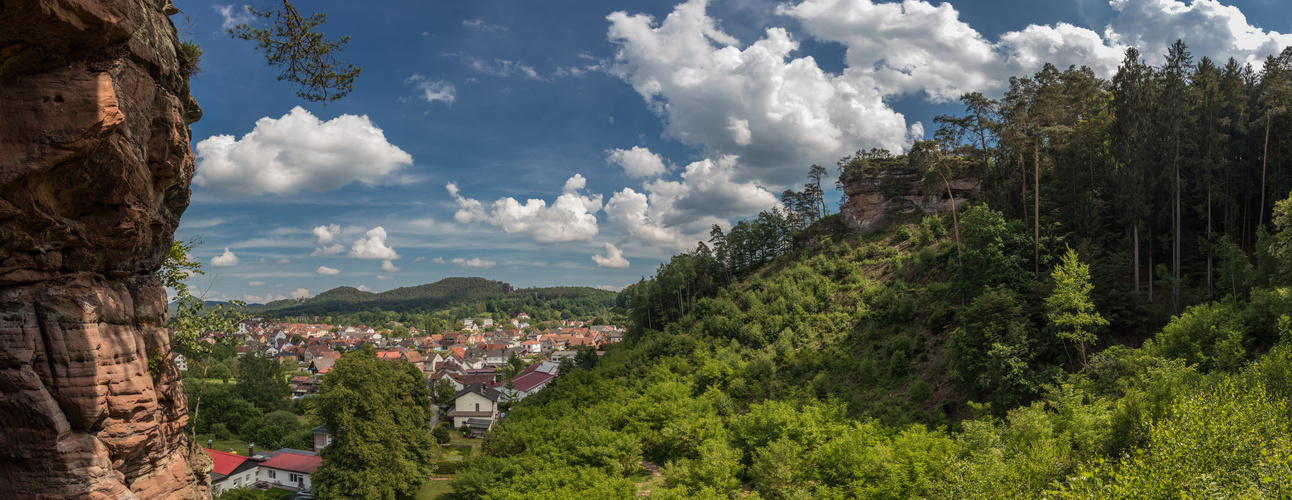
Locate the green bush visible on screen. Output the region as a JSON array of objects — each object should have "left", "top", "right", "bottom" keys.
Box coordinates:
[{"left": 908, "top": 378, "right": 931, "bottom": 402}]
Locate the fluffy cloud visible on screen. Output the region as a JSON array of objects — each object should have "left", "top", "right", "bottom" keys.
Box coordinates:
[
  {"left": 605, "top": 155, "right": 778, "bottom": 249},
  {"left": 607, "top": 146, "right": 668, "bottom": 178},
  {"left": 248, "top": 280, "right": 265, "bottom": 286},
  {"left": 1103, "top": 0, "right": 1292, "bottom": 66},
  {"left": 211, "top": 248, "right": 239, "bottom": 267},
  {"left": 407, "top": 75, "right": 456, "bottom": 105},
  {"left": 312, "top": 224, "right": 346, "bottom": 256},
  {"left": 349, "top": 227, "right": 400, "bottom": 260},
  {"left": 275, "top": 258, "right": 291, "bottom": 265},
  {"left": 607, "top": 0, "right": 913, "bottom": 186},
  {"left": 357, "top": 285, "right": 372, "bottom": 292},
  {"left": 414, "top": 256, "right": 425, "bottom": 263},
  {"left": 242, "top": 293, "right": 287, "bottom": 304},
  {"left": 194, "top": 107, "right": 413, "bottom": 197},
  {"left": 376, "top": 275, "right": 395, "bottom": 280},
  {"left": 382, "top": 260, "right": 401, "bottom": 272},
  {"left": 431, "top": 257, "right": 446, "bottom": 264},
  {"left": 316, "top": 266, "right": 340, "bottom": 275},
  {"left": 291, "top": 288, "right": 311, "bottom": 299},
  {"left": 453, "top": 257, "right": 497, "bottom": 268},
  {"left": 448, "top": 175, "right": 603, "bottom": 243},
  {"left": 592, "top": 243, "right": 630, "bottom": 268}
]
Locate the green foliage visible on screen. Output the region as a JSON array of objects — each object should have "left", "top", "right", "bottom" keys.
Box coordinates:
[
  {"left": 228, "top": 1, "right": 360, "bottom": 103},
  {"left": 1151, "top": 298, "right": 1246, "bottom": 371},
  {"left": 950, "top": 286, "right": 1039, "bottom": 410},
  {"left": 433, "top": 426, "right": 451, "bottom": 445},
  {"left": 233, "top": 353, "right": 291, "bottom": 412},
  {"left": 1046, "top": 246, "right": 1108, "bottom": 367},
  {"left": 1058, "top": 378, "right": 1292, "bottom": 498},
  {"left": 178, "top": 41, "right": 203, "bottom": 77},
  {"left": 951, "top": 204, "right": 1032, "bottom": 298},
  {"left": 434, "top": 376, "right": 458, "bottom": 405},
  {"left": 312, "top": 345, "right": 435, "bottom": 499}
]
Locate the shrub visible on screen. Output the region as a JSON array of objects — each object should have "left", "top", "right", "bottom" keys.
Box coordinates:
[
  {"left": 434, "top": 426, "right": 451, "bottom": 444},
  {"left": 908, "top": 378, "right": 931, "bottom": 402}
]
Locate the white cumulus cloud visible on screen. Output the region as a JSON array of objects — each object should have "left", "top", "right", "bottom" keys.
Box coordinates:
[
  {"left": 357, "top": 285, "right": 372, "bottom": 292},
  {"left": 607, "top": 0, "right": 913, "bottom": 186},
  {"left": 592, "top": 243, "right": 630, "bottom": 268},
  {"left": 316, "top": 266, "right": 340, "bottom": 275},
  {"left": 605, "top": 155, "right": 778, "bottom": 250},
  {"left": 382, "top": 260, "right": 401, "bottom": 272},
  {"left": 407, "top": 75, "right": 456, "bottom": 105},
  {"left": 275, "top": 258, "right": 291, "bottom": 265},
  {"left": 452, "top": 257, "right": 497, "bottom": 268},
  {"left": 291, "top": 288, "right": 311, "bottom": 299},
  {"left": 194, "top": 106, "right": 414, "bottom": 197},
  {"left": 349, "top": 227, "right": 399, "bottom": 260},
  {"left": 248, "top": 280, "right": 265, "bottom": 286},
  {"left": 607, "top": 146, "right": 668, "bottom": 178},
  {"left": 312, "top": 224, "right": 346, "bottom": 256},
  {"left": 448, "top": 175, "right": 602, "bottom": 243},
  {"left": 211, "top": 248, "right": 239, "bottom": 267}
]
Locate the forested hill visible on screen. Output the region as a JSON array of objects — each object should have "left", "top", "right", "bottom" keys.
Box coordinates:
[
  {"left": 249, "top": 277, "right": 513, "bottom": 316},
  {"left": 441, "top": 43, "right": 1292, "bottom": 499},
  {"left": 245, "top": 277, "right": 619, "bottom": 326}
]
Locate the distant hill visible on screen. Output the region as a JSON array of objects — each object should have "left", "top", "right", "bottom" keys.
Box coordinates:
[
  {"left": 166, "top": 299, "right": 264, "bottom": 318},
  {"left": 246, "top": 277, "right": 519, "bottom": 317}
]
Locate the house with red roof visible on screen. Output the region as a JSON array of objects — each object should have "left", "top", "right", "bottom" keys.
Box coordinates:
[
  {"left": 206, "top": 448, "right": 263, "bottom": 495},
  {"left": 259, "top": 449, "right": 323, "bottom": 491}
]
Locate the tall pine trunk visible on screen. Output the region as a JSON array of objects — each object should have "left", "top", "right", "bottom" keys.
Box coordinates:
[{"left": 1034, "top": 138, "right": 1041, "bottom": 276}]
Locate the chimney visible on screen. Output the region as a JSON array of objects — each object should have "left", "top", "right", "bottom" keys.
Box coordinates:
[{"left": 248, "top": 443, "right": 255, "bottom": 457}]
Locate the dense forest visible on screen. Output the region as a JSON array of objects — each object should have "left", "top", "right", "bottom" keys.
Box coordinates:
[
  {"left": 248, "top": 277, "right": 619, "bottom": 333},
  {"left": 431, "top": 42, "right": 1292, "bottom": 498}
]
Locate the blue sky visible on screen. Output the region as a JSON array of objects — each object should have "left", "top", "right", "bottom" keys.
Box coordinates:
[{"left": 176, "top": 0, "right": 1292, "bottom": 303}]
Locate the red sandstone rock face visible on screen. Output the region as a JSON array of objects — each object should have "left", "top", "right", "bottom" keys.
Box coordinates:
[
  {"left": 837, "top": 168, "right": 979, "bottom": 233},
  {"left": 0, "top": 0, "right": 208, "bottom": 498}
]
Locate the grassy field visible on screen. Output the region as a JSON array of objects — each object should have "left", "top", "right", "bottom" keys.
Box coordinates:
[
  {"left": 445, "top": 433, "right": 481, "bottom": 457},
  {"left": 416, "top": 480, "right": 453, "bottom": 500},
  {"left": 438, "top": 446, "right": 470, "bottom": 462},
  {"left": 194, "top": 434, "right": 252, "bottom": 456}
]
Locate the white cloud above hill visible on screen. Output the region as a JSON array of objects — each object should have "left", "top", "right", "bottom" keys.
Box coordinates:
[
  {"left": 448, "top": 175, "right": 603, "bottom": 243},
  {"left": 194, "top": 107, "right": 413, "bottom": 197}
]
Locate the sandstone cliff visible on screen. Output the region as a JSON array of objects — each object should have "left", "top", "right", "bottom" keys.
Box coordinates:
[
  {"left": 837, "top": 167, "right": 979, "bottom": 233},
  {"left": 0, "top": 0, "right": 208, "bottom": 498}
]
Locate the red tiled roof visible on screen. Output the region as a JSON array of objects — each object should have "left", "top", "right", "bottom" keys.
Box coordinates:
[
  {"left": 206, "top": 448, "right": 247, "bottom": 476},
  {"left": 260, "top": 450, "right": 322, "bottom": 474},
  {"left": 509, "top": 371, "right": 554, "bottom": 392}
]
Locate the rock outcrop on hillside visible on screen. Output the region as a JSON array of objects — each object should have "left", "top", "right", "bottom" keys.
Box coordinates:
[
  {"left": 837, "top": 168, "right": 979, "bottom": 233},
  {"left": 0, "top": 0, "right": 208, "bottom": 498}
]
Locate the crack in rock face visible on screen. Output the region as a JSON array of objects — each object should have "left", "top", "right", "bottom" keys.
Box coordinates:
[{"left": 0, "top": 0, "right": 210, "bottom": 497}]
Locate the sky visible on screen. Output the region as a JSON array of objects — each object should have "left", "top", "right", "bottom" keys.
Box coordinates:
[{"left": 176, "top": 0, "right": 1292, "bottom": 304}]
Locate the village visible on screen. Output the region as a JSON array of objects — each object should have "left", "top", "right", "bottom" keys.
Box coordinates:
[{"left": 186, "top": 313, "right": 626, "bottom": 497}]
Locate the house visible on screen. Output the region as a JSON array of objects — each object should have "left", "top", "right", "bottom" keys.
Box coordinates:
[
  {"left": 447, "top": 383, "right": 502, "bottom": 436},
  {"left": 499, "top": 361, "right": 559, "bottom": 402},
  {"left": 311, "top": 424, "right": 332, "bottom": 453},
  {"left": 172, "top": 353, "right": 187, "bottom": 372},
  {"left": 259, "top": 449, "right": 322, "bottom": 491},
  {"left": 206, "top": 448, "right": 263, "bottom": 495}
]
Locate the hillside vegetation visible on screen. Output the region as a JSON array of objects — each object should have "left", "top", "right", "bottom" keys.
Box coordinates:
[
  {"left": 247, "top": 277, "right": 619, "bottom": 333},
  {"left": 437, "top": 42, "right": 1292, "bottom": 499}
]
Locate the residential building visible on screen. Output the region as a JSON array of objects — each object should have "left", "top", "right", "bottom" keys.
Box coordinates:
[
  {"left": 447, "top": 383, "right": 501, "bottom": 436},
  {"left": 259, "top": 449, "right": 322, "bottom": 491}
]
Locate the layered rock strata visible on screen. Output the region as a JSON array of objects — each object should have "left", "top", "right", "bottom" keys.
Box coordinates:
[
  {"left": 838, "top": 168, "right": 979, "bottom": 233},
  {"left": 0, "top": 0, "right": 207, "bottom": 497}
]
